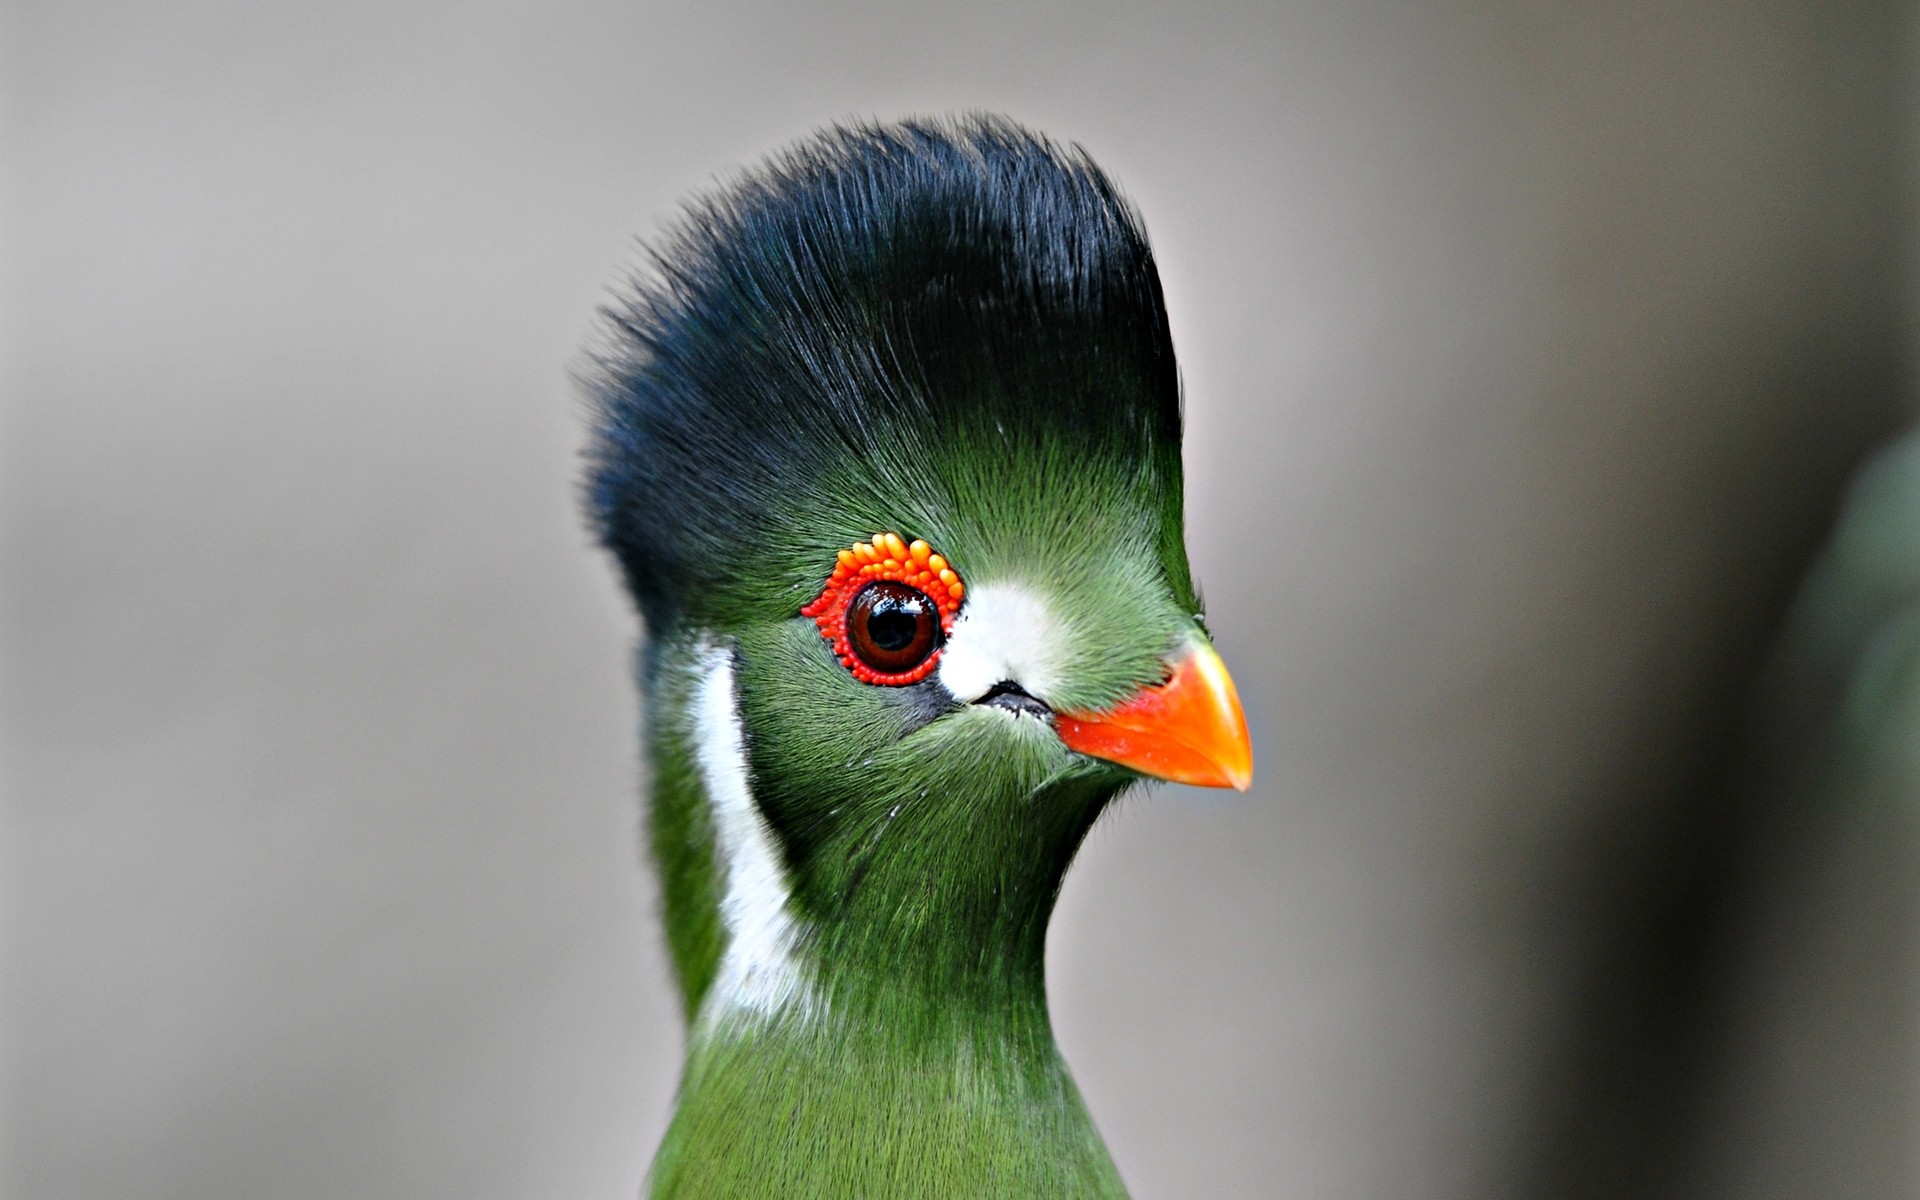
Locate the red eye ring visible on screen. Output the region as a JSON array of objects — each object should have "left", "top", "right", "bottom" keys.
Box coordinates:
[{"left": 801, "top": 532, "right": 965, "bottom": 686}]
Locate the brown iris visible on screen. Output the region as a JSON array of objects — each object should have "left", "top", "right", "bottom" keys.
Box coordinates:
[{"left": 846, "top": 581, "right": 941, "bottom": 677}]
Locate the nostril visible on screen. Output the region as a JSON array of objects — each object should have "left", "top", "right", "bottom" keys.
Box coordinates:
[{"left": 974, "top": 679, "right": 1053, "bottom": 719}]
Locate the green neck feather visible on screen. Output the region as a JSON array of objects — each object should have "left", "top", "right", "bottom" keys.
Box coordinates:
[{"left": 640, "top": 631, "right": 1133, "bottom": 1198}]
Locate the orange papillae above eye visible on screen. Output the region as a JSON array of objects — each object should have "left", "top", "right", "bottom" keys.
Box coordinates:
[{"left": 800, "top": 533, "right": 965, "bottom": 685}]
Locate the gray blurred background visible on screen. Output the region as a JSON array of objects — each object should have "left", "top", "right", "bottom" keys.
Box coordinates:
[{"left": 5, "top": 2, "right": 1918, "bottom": 1198}]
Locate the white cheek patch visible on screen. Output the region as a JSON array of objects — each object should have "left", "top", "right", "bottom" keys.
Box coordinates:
[
  {"left": 937, "top": 582, "right": 1068, "bottom": 704},
  {"left": 689, "top": 636, "right": 813, "bottom": 1025}
]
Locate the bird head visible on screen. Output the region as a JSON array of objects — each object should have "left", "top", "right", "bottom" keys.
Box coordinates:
[{"left": 585, "top": 117, "right": 1250, "bottom": 1024}]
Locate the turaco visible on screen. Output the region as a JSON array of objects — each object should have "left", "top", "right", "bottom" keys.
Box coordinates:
[{"left": 583, "top": 115, "right": 1254, "bottom": 1199}]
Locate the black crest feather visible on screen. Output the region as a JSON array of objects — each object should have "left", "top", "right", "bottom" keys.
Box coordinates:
[{"left": 583, "top": 115, "right": 1183, "bottom": 628}]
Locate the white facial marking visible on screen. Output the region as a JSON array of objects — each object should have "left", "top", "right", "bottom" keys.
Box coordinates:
[
  {"left": 690, "top": 636, "right": 812, "bottom": 1024},
  {"left": 937, "top": 581, "right": 1067, "bottom": 704}
]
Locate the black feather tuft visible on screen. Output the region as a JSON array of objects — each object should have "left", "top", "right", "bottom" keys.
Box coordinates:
[{"left": 582, "top": 114, "right": 1183, "bottom": 628}]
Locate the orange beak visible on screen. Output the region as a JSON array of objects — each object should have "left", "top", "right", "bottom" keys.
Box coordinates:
[{"left": 1055, "top": 639, "right": 1254, "bottom": 791}]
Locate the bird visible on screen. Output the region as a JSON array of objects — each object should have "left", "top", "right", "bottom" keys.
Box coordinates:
[{"left": 582, "top": 115, "right": 1253, "bottom": 1199}]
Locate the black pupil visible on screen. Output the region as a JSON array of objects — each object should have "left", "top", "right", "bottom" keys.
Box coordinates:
[
  {"left": 867, "top": 603, "right": 919, "bottom": 651},
  {"left": 848, "top": 580, "right": 938, "bottom": 677}
]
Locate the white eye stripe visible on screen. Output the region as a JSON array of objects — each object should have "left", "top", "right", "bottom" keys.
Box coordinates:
[
  {"left": 936, "top": 582, "right": 1065, "bottom": 704},
  {"left": 690, "top": 636, "right": 814, "bottom": 1025}
]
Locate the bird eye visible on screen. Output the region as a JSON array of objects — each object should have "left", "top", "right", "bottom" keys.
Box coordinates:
[
  {"left": 799, "top": 531, "right": 965, "bottom": 686},
  {"left": 847, "top": 581, "right": 940, "bottom": 675}
]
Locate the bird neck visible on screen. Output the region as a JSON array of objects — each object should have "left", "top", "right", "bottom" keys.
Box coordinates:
[
  {"left": 651, "top": 993, "right": 1127, "bottom": 1198},
  {"left": 779, "top": 771, "right": 1108, "bottom": 1025},
  {"left": 656, "top": 755, "right": 1121, "bottom": 1199},
  {"left": 640, "top": 635, "right": 1129, "bottom": 1196}
]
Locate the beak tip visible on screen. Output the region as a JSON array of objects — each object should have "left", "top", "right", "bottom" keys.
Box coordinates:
[{"left": 1221, "top": 751, "right": 1254, "bottom": 792}]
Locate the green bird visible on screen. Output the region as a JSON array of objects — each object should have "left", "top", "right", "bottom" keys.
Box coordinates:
[{"left": 583, "top": 115, "right": 1253, "bottom": 1199}]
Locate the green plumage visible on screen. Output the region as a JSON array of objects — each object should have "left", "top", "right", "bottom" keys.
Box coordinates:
[
  {"left": 585, "top": 117, "right": 1208, "bottom": 1197},
  {"left": 655, "top": 1009, "right": 1126, "bottom": 1196}
]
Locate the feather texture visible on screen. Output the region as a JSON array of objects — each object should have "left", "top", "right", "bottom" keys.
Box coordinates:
[{"left": 584, "top": 116, "right": 1212, "bottom": 1198}]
